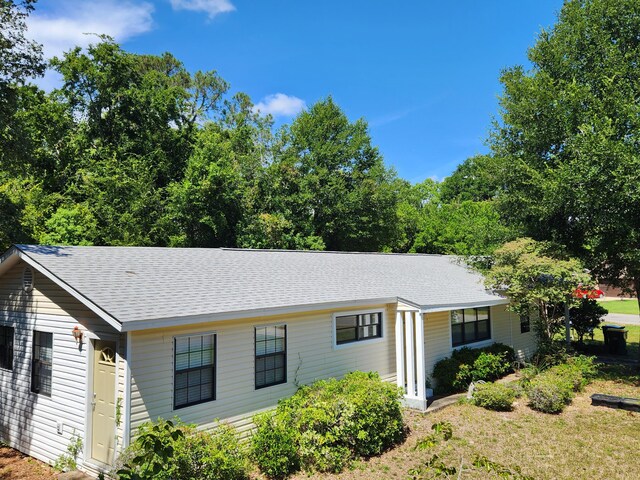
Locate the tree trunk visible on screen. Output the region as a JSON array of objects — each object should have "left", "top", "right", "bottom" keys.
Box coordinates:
[
  {"left": 635, "top": 277, "right": 640, "bottom": 360},
  {"left": 565, "top": 299, "right": 571, "bottom": 345}
]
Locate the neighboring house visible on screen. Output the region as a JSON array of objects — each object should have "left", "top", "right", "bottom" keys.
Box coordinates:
[{"left": 0, "top": 245, "right": 536, "bottom": 476}]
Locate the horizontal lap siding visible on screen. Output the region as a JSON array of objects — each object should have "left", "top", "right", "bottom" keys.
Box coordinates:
[
  {"left": 0, "top": 261, "right": 121, "bottom": 471},
  {"left": 490, "top": 304, "right": 536, "bottom": 361},
  {"left": 130, "top": 304, "right": 397, "bottom": 436},
  {"left": 424, "top": 311, "right": 452, "bottom": 382}
]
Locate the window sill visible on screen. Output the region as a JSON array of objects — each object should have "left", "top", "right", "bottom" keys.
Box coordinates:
[
  {"left": 452, "top": 338, "right": 493, "bottom": 351},
  {"left": 333, "top": 336, "right": 385, "bottom": 350}
]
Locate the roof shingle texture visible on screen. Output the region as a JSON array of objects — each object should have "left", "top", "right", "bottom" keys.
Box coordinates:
[{"left": 16, "top": 245, "right": 501, "bottom": 324}]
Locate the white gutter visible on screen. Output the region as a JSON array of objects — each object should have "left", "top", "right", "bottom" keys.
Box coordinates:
[
  {"left": 121, "top": 297, "right": 401, "bottom": 332},
  {"left": 420, "top": 298, "right": 509, "bottom": 314}
]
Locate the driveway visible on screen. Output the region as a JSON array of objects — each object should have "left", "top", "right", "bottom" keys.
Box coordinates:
[{"left": 603, "top": 313, "right": 640, "bottom": 326}]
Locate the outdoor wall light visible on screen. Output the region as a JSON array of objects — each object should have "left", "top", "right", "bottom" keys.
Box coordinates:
[{"left": 72, "top": 325, "right": 83, "bottom": 343}]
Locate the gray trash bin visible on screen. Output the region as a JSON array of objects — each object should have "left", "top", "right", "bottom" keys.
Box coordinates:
[{"left": 603, "top": 325, "right": 627, "bottom": 355}]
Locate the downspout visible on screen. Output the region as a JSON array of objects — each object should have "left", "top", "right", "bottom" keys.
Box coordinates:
[{"left": 123, "top": 332, "right": 132, "bottom": 447}]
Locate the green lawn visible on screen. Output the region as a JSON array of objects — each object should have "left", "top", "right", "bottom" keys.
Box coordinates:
[
  {"left": 583, "top": 323, "right": 640, "bottom": 359},
  {"left": 598, "top": 299, "right": 639, "bottom": 315}
]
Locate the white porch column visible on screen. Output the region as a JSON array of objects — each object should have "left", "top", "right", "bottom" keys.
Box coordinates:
[
  {"left": 395, "top": 311, "right": 405, "bottom": 393},
  {"left": 404, "top": 310, "right": 415, "bottom": 397},
  {"left": 414, "top": 312, "right": 426, "bottom": 401}
]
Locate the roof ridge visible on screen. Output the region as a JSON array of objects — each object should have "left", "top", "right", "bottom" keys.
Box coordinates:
[{"left": 220, "top": 247, "right": 447, "bottom": 257}]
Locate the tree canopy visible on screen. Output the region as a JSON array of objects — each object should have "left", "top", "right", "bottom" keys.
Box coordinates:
[{"left": 490, "top": 0, "right": 640, "bottom": 298}]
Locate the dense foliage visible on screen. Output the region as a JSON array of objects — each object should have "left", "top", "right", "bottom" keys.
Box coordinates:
[
  {"left": 117, "top": 419, "right": 248, "bottom": 480},
  {"left": 0, "top": 1, "right": 516, "bottom": 257},
  {"left": 471, "top": 382, "right": 517, "bottom": 411},
  {"left": 482, "top": 238, "right": 592, "bottom": 344},
  {"left": 251, "top": 371, "right": 405, "bottom": 477},
  {"left": 431, "top": 343, "right": 515, "bottom": 394},
  {"left": 570, "top": 299, "right": 608, "bottom": 343},
  {"left": 524, "top": 355, "right": 596, "bottom": 413},
  {"left": 490, "top": 0, "right": 640, "bottom": 303}
]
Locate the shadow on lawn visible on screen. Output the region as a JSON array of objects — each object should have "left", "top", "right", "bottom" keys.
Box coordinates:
[{"left": 592, "top": 363, "right": 640, "bottom": 386}]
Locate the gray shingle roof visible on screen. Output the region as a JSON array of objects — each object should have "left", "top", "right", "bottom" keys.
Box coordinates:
[{"left": 13, "top": 245, "right": 503, "bottom": 327}]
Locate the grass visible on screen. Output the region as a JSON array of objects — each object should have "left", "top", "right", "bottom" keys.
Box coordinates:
[
  {"left": 598, "top": 299, "right": 639, "bottom": 315},
  {"left": 285, "top": 364, "right": 640, "bottom": 480},
  {"left": 581, "top": 324, "right": 640, "bottom": 359}
]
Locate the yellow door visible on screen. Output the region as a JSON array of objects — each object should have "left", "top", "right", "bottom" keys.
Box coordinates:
[{"left": 91, "top": 340, "right": 116, "bottom": 464}]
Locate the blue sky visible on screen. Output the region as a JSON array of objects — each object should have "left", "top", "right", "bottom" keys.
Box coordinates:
[{"left": 27, "top": 0, "right": 564, "bottom": 182}]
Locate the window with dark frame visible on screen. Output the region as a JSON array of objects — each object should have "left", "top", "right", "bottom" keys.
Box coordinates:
[
  {"left": 0, "top": 326, "right": 14, "bottom": 371},
  {"left": 31, "top": 331, "right": 52, "bottom": 396},
  {"left": 520, "top": 314, "right": 531, "bottom": 334},
  {"left": 255, "top": 325, "right": 286, "bottom": 389},
  {"left": 451, "top": 307, "right": 491, "bottom": 347},
  {"left": 174, "top": 334, "right": 216, "bottom": 409},
  {"left": 335, "top": 312, "right": 382, "bottom": 345}
]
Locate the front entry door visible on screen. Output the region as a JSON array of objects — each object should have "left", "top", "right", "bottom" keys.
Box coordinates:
[{"left": 91, "top": 340, "right": 117, "bottom": 464}]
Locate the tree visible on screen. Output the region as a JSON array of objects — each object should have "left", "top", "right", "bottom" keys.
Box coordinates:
[
  {"left": 255, "top": 98, "right": 400, "bottom": 251},
  {"left": 482, "top": 238, "right": 591, "bottom": 344},
  {"left": 490, "top": 0, "right": 640, "bottom": 312},
  {"left": 439, "top": 155, "right": 499, "bottom": 203},
  {"left": 569, "top": 298, "right": 608, "bottom": 344},
  {"left": 0, "top": 0, "right": 44, "bottom": 85},
  {"left": 412, "top": 200, "right": 513, "bottom": 256}
]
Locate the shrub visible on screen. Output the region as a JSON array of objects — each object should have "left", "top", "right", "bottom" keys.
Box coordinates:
[
  {"left": 433, "top": 343, "right": 515, "bottom": 393},
  {"left": 117, "top": 419, "right": 248, "bottom": 480},
  {"left": 527, "top": 374, "right": 574, "bottom": 413},
  {"left": 173, "top": 424, "right": 248, "bottom": 480},
  {"left": 251, "top": 412, "right": 300, "bottom": 479},
  {"left": 548, "top": 364, "right": 586, "bottom": 392},
  {"left": 472, "top": 382, "right": 516, "bottom": 411},
  {"left": 251, "top": 371, "right": 405, "bottom": 477},
  {"left": 530, "top": 342, "right": 571, "bottom": 369},
  {"left": 567, "top": 355, "right": 597, "bottom": 379}
]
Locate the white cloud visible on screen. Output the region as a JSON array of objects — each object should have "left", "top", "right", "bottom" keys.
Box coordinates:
[
  {"left": 27, "top": 1, "right": 155, "bottom": 60},
  {"left": 252, "top": 93, "right": 306, "bottom": 118},
  {"left": 170, "top": 0, "right": 235, "bottom": 19}
]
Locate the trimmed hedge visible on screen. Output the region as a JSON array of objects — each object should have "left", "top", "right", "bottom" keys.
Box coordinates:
[
  {"left": 432, "top": 343, "right": 516, "bottom": 393},
  {"left": 525, "top": 355, "right": 596, "bottom": 413},
  {"left": 472, "top": 382, "right": 516, "bottom": 411},
  {"left": 251, "top": 371, "right": 405, "bottom": 477}
]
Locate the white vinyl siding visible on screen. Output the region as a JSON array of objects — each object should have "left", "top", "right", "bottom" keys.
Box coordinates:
[
  {"left": 0, "top": 260, "right": 124, "bottom": 474},
  {"left": 129, "top": 304, "right": 397, "bottom": 438}
]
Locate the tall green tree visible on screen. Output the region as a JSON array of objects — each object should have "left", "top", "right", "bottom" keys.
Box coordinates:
[
  {"left": 248, "top": 98, "right": 400, "bottom": 251},
  {"left": 491, "top": 0, "right": 640, "bottom": 306}
]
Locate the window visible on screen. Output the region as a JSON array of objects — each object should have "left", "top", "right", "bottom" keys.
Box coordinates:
[
  {"left": 31, "top": 331, "right": 52, "bottom": 396},
  {"left": 174, "top": 334, "right": 216, "bottom": 409},
  {"left": 255, "top": 325, "right": 286, "bottom": 389},
  {"left": 520, "top": 314, "right": 531, "bottom": 334},
  {"left": 335, "top": 312, "right": 382, "bottom": 345},
  {"left": 451, "top": 307, "right": 491, "bottom": 347},
  {"left": 0, "top": 326, "right": 14, "bottom": 370}
]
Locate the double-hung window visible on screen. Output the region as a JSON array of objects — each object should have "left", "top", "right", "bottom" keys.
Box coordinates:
[
  {"left": 0, "top": 326, "right": 14, "bottom": 371},
  {"left": 451, "top": 307, "right": 491, "bottom": 347},
  {"left": 255, "top": 325, "right": 286, "bottom": 389},
  {"left": 174, "top": 334, "right": 216, "bottom": 409},
  {"left": 335, "top": 312, "right": 382, "bottom": 345},
  {"left": 520, "top": 314, "right": 531, "bottom": 334},
  {"left": 31, "top": 331, "right": 52, "bottom": 396}
]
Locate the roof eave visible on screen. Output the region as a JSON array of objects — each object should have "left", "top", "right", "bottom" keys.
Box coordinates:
[{"left": 120, "top": 296, "right": 403, "bottom": 332}]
